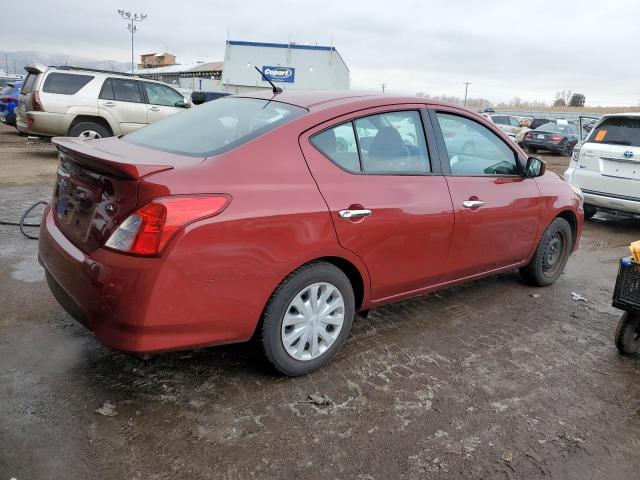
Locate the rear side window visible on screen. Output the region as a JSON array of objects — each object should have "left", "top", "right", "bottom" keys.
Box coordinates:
[
  {"left": 21, "top": 73, "right": 39, "bottom": 94},
  {"left": 589, "top": 117, "right": 640, "bottom": 147},
  {"left": 111, "top": 78, "right": 142, "bottom": 103},
  {"left": 125, "top": 97, "right": 306, "bottom": 156},
  {"left": 42, "top": 73, "right": 93, "bottom": 95},
  {"left": 312, "top": 110, "right": 430, "bottom": 175},
  {"left": 99, "top": 79, "right": 115, "bottom": 100}
]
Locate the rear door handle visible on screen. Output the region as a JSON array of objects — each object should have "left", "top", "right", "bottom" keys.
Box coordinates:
[
  {"left": 339, "top": 209, "right": 372, "bottom": 219},
  {"left": 103, "top": 102, "right": 116, "bottom": 107},
  {"left": 462, "top": 200, "right": 485, "bottom": 208}
]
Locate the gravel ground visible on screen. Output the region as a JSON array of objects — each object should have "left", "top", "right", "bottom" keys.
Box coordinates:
[{"left": 1, "top": 125, "right": 640, "bottom": 480}]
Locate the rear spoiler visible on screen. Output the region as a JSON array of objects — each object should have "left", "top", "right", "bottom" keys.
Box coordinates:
[
  {"left": 24, "top": 64, "right": 47, "bottom": 75},
  {"left": 52, "top": 137, "right": 173, "bottom": 180}
]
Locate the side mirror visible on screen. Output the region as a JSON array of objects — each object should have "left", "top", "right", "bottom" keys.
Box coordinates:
[
  {"left": 525, "top": 156, "right": 546, "bottom": 178},
  {"left": 174, "top": 100, "right": 190, "bottom": 108}
]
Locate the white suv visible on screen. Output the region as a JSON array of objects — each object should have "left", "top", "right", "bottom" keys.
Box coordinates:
[
  {"left": 16, "top": 65, "right": 190, "bottom": 139},
  {"left": 564, "top": 113, "right": 640, "bottom": 218}
]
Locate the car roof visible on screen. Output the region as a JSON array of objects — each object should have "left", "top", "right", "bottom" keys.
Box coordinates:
[
  {"left": 599, "top": 112, "right": 640, "bottom": 119},
  {"left": 234, "top": 89, "right": 464, "bottom": 112}
]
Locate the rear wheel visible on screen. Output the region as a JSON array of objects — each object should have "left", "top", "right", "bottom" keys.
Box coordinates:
[
  {"left": 562, "top": 142, "right": 574, "bottom": 156},
  {"left": 615, "top": 312, "right": 640, "bottom": 355},
  {"left": 520, "top": 217, "right": 573, "bottom": 286},
  {"left": 69, "top": 121, "right": 111, "bottom": 140},
  {"left": 583, "top": 204, "right": 597, "bottom": 220},
  {"left": 261, "top": 262, "right": 355, "bottom": 376}
]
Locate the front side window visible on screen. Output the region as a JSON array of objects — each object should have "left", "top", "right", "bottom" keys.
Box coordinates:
[
  {"left": 110, "top": 78, "right": 142, "bottom": 103},
  {"left": 143, "top": 82, "right": 184, "bottom": 107},
  {"left": 125, "top": 97, "right": 306, "bottom": 156},
  {"left": 311, "top": 110, "right": 430, "bottom": 174},
  {"left": 436, "top": 113, "right": 518, "bottom": 176},
  {"left": 42, "top": 73, "right": 93, "bottom": 95},
  {"left": 509, "top": 117, "right": 521, "bottom": 127}
]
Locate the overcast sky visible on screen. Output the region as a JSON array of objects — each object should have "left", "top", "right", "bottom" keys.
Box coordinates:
[{"left": 4, "top": 0, "right": 639, "bottom": 105}]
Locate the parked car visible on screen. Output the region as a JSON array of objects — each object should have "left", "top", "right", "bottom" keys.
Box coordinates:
[
  {"left": 0, "top": 81, "right": 22, "bottom": 126},
  {"left": 480, "top": 106, "right": 495, "bottom": 113},
  {"left": 0, "top": 75, "right": 23, "bottom": 88},
  {"left": 523, "top": 122, "right": 579, "bottom": 156},
  {"left": 39, "top": 92, "right": 583, "bottom": 375},
  {"left": 191, "top": 91, "right": 230, "bottom": 105},
  {"left": 486, "top": 114, "right": 526, "bottom": 137},
  {"left": 529, "top": 118, "right": 554, "bottom": 130},
  {"left": 564, "top": 113, "right": 640, "bottom": 219},
  {"left": 16, "top": 65, "right": 190, "bottom": 140}
]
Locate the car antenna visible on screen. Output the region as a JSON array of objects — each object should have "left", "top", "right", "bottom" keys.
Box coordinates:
[{"left": 254, "top": 66, "right": 282, "bottom": 94}]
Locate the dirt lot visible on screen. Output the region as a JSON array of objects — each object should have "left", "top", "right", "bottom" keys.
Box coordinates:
[{"left": 1, "top": 124, "right": 640, "bottom": 479}]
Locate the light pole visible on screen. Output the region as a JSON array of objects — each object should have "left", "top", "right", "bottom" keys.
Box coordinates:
[{"left": 117, "top": 10, "right": 147, "bottom": 73}]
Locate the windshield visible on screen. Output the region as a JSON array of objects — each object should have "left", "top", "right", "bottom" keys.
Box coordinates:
[
  {"left": 125, "top": 97, "right": 307, "bottom": 156},
  {"left": 588, "top": 116, "right": 640, "bottom": 147}
]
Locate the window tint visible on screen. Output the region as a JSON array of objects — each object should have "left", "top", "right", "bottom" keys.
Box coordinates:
[
  {"left": 125, "top": 97, "right": 306, "bottom": 156},
  {"left": 143, "top": 82, "right": 183, "bottom": 106},
  {"left": 355, "top": 111, "right": 430, "bottom": 174},
  {"left": 492, "top": 116, "right": 507, "bottom": 125},
  {"left": 589, "top": 116, "right": 640, "bottom": 147},
  {"left": 311, "top": 123, "right": 360, "bottom": 172},
  {"left": 42, "top": 73, "right": 93, "bottom": 95},
  {"left": 21, "top": 73, "right": 39, "bottom": 94},
  {"left": 111, "top": 78, "right": 142, "bottom": 103},
  {"left": 509, "top": 117, "right": 521, "bottom": 127},
  {"left": 436, "top": 113, "right": 518, "bottom": 176},
  {"left": 99, "top": 79, "right": 115, "bottom": 100}
]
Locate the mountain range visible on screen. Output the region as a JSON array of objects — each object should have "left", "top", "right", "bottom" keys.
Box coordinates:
[{"left": 0, "top": 50, "right": 130, "bottom": 75}]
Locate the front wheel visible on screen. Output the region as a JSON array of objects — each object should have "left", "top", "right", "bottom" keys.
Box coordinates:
[
  {"left": 261, "top": 262, "right": 355, "bottom": 376},
  {"left": 520, "top": 217, "right": 573, "bottom": 286},
  {"left": 584, "top": 204, "right": 597, "bottom": 220},
  {"left": 615, "top": 312, "right": 640, "bottom": 355}
]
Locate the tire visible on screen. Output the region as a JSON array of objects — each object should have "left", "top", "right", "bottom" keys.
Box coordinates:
[
  {"left": 261, "top": 261, "right": 355, "bottom": 376},
  {"left": 583, "top": 204, "right": 597, "bottom": 220},
  {"left": 561, "top": 142, "right": 574, "bottom": 157},
  {"left": 528, "top": 147, "right": 538, "bottom": 154},
  {"left": 615, "top": 312, "right": 640, "bottom": 355},
  {"left": 68, "top": 121, "right": 112, "bottom": 140},
  {"left": 520, "top": 217, "right": 573, "bottom": 286}
]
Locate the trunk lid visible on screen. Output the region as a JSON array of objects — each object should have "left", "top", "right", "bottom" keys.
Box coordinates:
[{"left": 51, "top": 137, "right": 204, "bottom": 253}]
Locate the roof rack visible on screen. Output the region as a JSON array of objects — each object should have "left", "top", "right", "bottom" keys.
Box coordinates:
[{"left": 51, "top": 65, "right": 134, "bottom": 76}]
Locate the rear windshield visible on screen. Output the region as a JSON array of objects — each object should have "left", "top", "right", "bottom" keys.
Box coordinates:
[
  {"left": 21, "top": 73, "right": 39, "bottom": 94},
  {"left": 589, "top": 116, "right": 640, "bottom": 147},
  {"left": 535, "top": 123, "right": 575, "bottom": 134},
  {"left": 42, "top": 73, "right": 93, "bottom": 95},
  {"left": 124, "top": 97, "right": 307, "bottom": 156}
]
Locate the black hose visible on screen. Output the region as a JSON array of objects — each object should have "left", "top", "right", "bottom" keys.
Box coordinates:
[{"left": 0, "top": 201, "right": 48, "bottom": 240}]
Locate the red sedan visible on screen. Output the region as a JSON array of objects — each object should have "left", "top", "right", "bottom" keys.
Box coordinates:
[{"left": 39, "top": 91, "right": 584, "bottom": 375}]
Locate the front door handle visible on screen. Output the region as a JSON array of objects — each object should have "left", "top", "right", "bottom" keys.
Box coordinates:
[
  {"left": 462, "top": 200, "right": 485, "bottom": 208},
  {"left": 339, "top": 209, "right": 372, "bottom": 219},
  {"left": 150, "top": 106, "right": 160, "bottom": 112},
  {"left": 103, "top": 102, "right": 116, "bottom": 107}
]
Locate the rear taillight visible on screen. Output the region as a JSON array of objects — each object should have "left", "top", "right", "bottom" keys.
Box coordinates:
[
  {"left": 550, "top": 135, "right": 563, "bottom": 142},
  {"left": 0, "top": 97, "right": 12, "bottom": 103},
  {"left": 104, "top": 195, "right": 230, "bottom": 256},
  {"left": 32, "top": 91, "right": 43, "bottom": 111}
]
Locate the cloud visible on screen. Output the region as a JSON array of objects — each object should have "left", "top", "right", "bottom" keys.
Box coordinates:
[{"left": 4, "top": 0, "right": 638, "bottom": 105}]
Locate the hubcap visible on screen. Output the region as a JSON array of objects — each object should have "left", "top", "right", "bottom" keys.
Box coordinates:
[
  {"left": 543, "top": 232, "right": 566, "bottom": 276},
  {"left": 281, "top": 282, "right": 345, "bottom": 361},
  {"left": 78, "top": 130, "right": 102, "bottom": 140}
]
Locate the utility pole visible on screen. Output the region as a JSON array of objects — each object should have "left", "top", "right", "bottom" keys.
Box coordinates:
[
  {"left": 117, "top": 10, "right": 147, "bottom": 73},
  {"left": 381, "top": 83, "right": 386, "bottom": 93},
  {"left": 463, "top": 81, "right": 471, "bottom": 106}
]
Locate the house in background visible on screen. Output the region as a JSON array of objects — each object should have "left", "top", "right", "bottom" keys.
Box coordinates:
[{"left": 138, "top": 52, "right": 177, "bottom": 69}]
